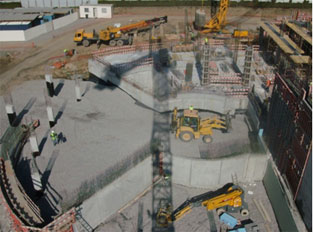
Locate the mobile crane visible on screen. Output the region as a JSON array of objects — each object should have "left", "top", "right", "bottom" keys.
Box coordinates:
[
  {"left": 74, "top": 16, "right": 167, "bottom": 47},
  {"left": 201, "top": 0, "right": 249, "bottom": 38},
  {"left": 201, "top": 0, "right": 229, "bottom": 34},
  {"left": 156, "top": 183, "right": 249, "bottom": 227}
]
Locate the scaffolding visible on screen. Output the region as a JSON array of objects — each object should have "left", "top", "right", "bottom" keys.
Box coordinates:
[
  {"left": 202, "top": 44, "right": 211, "bottom": 86},
  {"left": 243, "top": 46, "right": 252, "bottom": 87}
]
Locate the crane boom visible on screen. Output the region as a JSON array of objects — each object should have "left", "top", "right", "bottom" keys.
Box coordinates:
[{"left": 202, "top": 0, "right": 229, "bottom": 33}]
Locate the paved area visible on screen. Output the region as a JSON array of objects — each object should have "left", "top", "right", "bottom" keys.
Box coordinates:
[
  {"left": 0, "top": 79, "right": 251, "bottom": 211},
  {"left": 0, "top": 79, "right": 154, "bottom": 211},
  {"left": 95, "top": 181, "right": 279, "bottom": 232}
]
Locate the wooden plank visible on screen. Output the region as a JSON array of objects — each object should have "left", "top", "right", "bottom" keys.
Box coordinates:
[
  {"left": 271, "top": 23, "right": 304, "bottom": 54},
  {"left": 286, "top": 22, "right": 312, "bottom": 46},
  {"left": 260, "top": 22, "right": 294, "bottom": 54}
]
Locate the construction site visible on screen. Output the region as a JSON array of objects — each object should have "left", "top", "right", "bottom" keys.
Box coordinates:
[{"left": 0, "top": 1, "right": 311, "bottom": 232}]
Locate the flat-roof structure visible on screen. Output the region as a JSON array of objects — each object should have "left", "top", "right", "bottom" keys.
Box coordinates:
[{"left": 0, "top": 13, "right": 39, "bottom": 22}]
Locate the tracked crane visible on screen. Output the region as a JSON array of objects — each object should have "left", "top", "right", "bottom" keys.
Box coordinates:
[{"left": 201, "top": 0, "right": 229, "bottom": 34}]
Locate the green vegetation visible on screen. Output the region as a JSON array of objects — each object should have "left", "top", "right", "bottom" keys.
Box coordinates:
[
  {"left": 0, "top": 2, "right": 21, "bottom": 9},
  {"left": 99, "top": 0, "right": 311, "bottom": 8}
]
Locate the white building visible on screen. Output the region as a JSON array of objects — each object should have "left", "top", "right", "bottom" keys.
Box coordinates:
[{"left": 79, "top": 4, "right": 113, "bottom": 19}]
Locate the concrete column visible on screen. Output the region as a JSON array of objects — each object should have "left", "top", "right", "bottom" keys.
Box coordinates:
[
  {"left": 74, "top": 75, "right": 82, "bottom": 102},
  {"left": 45, "top": 74, "right": 55, "bottom": 97},
  {"left": 3, "top": 92, "right": 16, "bottom": 126},
  {"left": 176, "top": 23, "right": 180, "bottom": 35},
  {"left": 30, "top": 159, "right": 43, "bottom": 192},
  {"left": 44, "top": 89, "right": 55, "bottom": 127},
  {"left": 30, "top": 134, "right": 40, "bottom": 156},
  {"left": 185, "top": 62, "right": 193, "bottom": 82},
  {"left": 151, "top": 26, "right": 155, "bottom": 38},
  {"left": 159, "top": 24, "right": 164, "bottom": 38}
]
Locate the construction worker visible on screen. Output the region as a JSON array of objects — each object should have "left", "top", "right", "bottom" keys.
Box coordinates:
[
  {"left": 50, "top": 130, "right": 58, "bottom": 146},
  {"left": 204, "top": 37, "right": 209, "bottom": 45},
  {"left": 189, "top": 105, "right": 194, "bottom": 111},
  {"left": 63, "top": 49, "right": 68, "bottom": 56}
]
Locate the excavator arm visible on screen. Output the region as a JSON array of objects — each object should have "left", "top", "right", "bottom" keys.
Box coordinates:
[
  {"left": 201, "top": 0, "right": 229, "bottom": 33},
  {"left": 156, "top": 183, "right": 244, "bottom": 227}
]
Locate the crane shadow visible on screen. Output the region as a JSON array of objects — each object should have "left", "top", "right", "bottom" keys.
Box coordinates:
[
  {"left": 38, "top": 129, "right": 50, "bottom": 154},
  {"left": 41, "top": 150, "right": 59, "bottom": 192},
  {"left": 13, "top": 97, "right": 36, "bottom": 126},
  {"left": 55, "top": 99, "right": 68, "bottom": 124},
  {"left": 54, "top": 79, "right": 65, "bottom": 96}
]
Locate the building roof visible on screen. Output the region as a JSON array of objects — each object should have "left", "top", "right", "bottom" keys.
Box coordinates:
[
  {"left": 80, "top": 4, "right": 113, "bottom": 7},
  {"left": 0, "top": 13, "right": 39, "bottom": 22},
  {"left": 286, "top": 22, "right": 312, "bottom": 46},
  {"left": 0, "top": 21, "right": 31, "bottom": 25},
  {"left": 14, "top": 7, "right": 72, "bottom": 14},
  {"left": 260, "top": 22, "right": 304, "bottom": 55},
  {"left": 0, "top": 7, "right": 71, "bottom": 15}
]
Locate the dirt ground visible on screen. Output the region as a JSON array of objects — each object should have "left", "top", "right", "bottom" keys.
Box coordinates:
[{"left": 0, "top": 7, "right": 310, "bottom": 96}]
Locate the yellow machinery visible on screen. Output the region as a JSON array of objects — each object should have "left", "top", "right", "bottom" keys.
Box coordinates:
[
  {"left": 233, "top": 29, "right": 249, "bottom": 38},
  {"left": 157, "top": 183, "right": 249, "bottom": 227},
  {"left": 74, "top": 16, "right": 167, "bottom": 47},
  {"left": 171, "top": 107, "right": 231, "bottom": 143},
  {"left": 201, "top": 0, "right": 229, "bottom": 33}
]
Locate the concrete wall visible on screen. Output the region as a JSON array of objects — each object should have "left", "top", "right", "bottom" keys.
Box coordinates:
[
  {"left": 0, "top": 30, "right": 25, "bottom": 41},
  {"left": 24, "top": 21, "right": 52, "bottom": 40},
  {"left": 79, "top": 152, "right": 267, "bottom": 229},
  {"left": 88, "top": 58, "right": 249, "bottom": 115},
  {"left": 172, "top": 153, "right": 268, "bottom": 188},
  {"left": 0, "top": 13, "right": 78, "bottom": 42},
  {"left": 80, "top": 157, "right": 153, "bottom": 229},
  {"left": 53, "top": 12, "right": 78, "bottom": 30}
]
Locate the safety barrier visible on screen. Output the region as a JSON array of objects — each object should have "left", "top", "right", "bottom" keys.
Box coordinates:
[{"left": 224, "top": 88, "right": 249, "bottom": 96}]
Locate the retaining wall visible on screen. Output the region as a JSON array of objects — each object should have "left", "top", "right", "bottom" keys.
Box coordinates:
[
  {"left": 80, "top": 152, "right": 268, "bottom": 229},
  {"left": 172, "top": 153, "right": 268, "bottom": 188},
  {"left": 80, "top": 157, "right": 153, "bottom": 229},
  {"left": 89, "top": 58, "right": 249, "bottom": 114}
]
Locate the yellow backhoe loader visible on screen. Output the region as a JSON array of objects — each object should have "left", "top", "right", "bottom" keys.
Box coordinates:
[
  {"left": 171, "top": 107, "right": 231, "bottom": 143},
  {"left": 157, "top": 183, "right": 249, "bottom": 227}
]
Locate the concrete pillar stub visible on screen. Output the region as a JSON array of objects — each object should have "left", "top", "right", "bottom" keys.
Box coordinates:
[
  {"left": 43, "top": 88, "right": 55, "bottom": 127},
  {"left": 176, "top": 23, "right": 180, "bottom": 35},
  {"left": 45, "top": 73, "right": 55, "bottom": 97},
  {"left": 3, "top": 92, "right": 16, "bottom": 126},
  {"left": 160, "top": 24, "right": 164, "bottom": 38},
  {"left": 74, "top": 75, "right": 82, "bottom": 102}
]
